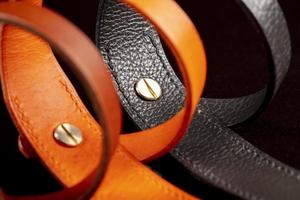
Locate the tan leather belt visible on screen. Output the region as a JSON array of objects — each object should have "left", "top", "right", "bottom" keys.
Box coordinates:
[{"left": 0, "top": 0, "right": 206, "bottom": 199}]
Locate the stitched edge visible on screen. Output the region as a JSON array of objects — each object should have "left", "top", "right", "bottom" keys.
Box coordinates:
[
  {"left": 105, "top": 32, "right": 183, "bottom": 127},
  {"left": 58, "top": 79, "right": 101, "bottom": 136},
  {"left": 0, "top": 31, "right": 78, "bottom": 183},
  {"left": 172, "top": 108, "right": 300, "bottom": 200},
  {"left": 172, "top": 1, "right": 294, "bottom": 200},
  {"left": 2, "top": 32, "right": 104, "bottom": 184},
  {"left": 172, "top": 149, "right": 262, "bottom": 200},
  {"left": 13, "top": 97, "right": 74, "bottom": 182},
  {"left": 96, "top": 0, "right": 184, "bottom": 129}
]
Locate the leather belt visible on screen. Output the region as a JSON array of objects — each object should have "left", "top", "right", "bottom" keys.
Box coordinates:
[
  {"left": 0, "top": 0, "right": 122, "bottom": 199},
  {"left": 95, "top": 0, "right": 300, "bottom": 200},
  {"left": 0, "top": 0, "right": 298, "bottom": 199},
  {"left": 0, "top": 0, "right": 206, "bottom": 199}
]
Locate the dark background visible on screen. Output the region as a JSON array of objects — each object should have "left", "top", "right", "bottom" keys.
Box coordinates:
[{"left": 0, "top": 0, "right": 300, "bottom": 199}]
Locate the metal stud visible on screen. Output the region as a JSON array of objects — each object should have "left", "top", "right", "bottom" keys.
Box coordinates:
[
  {"left": 54, "top": 123, "right": 83, "bottom": 147},
  {"left": 135, "top": 78, "right": 162, "bottom": 101}
]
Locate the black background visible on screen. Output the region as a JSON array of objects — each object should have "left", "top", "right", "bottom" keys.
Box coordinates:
[{"left": 0, "top": 0, "right": 300, "bottom": 199}]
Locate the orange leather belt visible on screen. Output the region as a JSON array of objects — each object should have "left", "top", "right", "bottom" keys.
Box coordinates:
[{"left": 0, "top": 0, "right": 206, "bottom": 199}]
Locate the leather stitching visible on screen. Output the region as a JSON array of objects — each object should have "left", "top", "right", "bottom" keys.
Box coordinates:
[
  {"left": 105, "top": 32, "right": 179, "bottom": 128},
  {"left": 171, "top": 1, "right": 294, "bottom": 200},
  {"left": 96, "top": 0, "right": 185, "bottom": 129},
  {"left": 2, "top": 40, "right": 103, "bottom": 184},
  {"left": 172, "top": 149, "right": 261, "bottom": 200},
  {"left": 105, "top": 44, "right": 149, "bottom": 125},
  {"left": 1, "top": 37, "right": 76, "bottom": 182},
  {"left": 58, "top": 79, "right": 101, "bottom": 135},
  {"left": 104, "top": 31, "right": 182, "bottom": 128},
  {"left": 173, "top": 113, "right": 300, "bottom": 200},
  {"left": 227, "top": 131, "right": 299, "bottom": 179},
  {"left": 96, "top": 0, "right": 295, "bottom": 199},
  {"left": 13, "top": 97, "right": 74, "bottom": 183}
]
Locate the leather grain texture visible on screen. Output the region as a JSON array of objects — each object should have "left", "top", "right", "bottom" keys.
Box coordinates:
[
  {"left": 0, "top": 1, "right": 124, "bottom": 199},
  {"left": 96, "top": 0, "right": 290, "bottom": 131},
  {"left": 95, "top": 0, "right": 297, "bottom": 199},
  {"left": 1, "top": 1, "right": 105, "bottom": 188},
  {"left": 172, "top": 1, "right": 294, "bottom": 199},
  {"left": 96, "top": 0, "right": 185, "bottom": 129},
  {"left": 172, "top": 104, "right": 300, "bottom": 200},
  {"left": 0, "top": 0, "right": 206, "bottom": 199},
  {"left": 97, "top": 0, "right": 207, "bottom": 161}
]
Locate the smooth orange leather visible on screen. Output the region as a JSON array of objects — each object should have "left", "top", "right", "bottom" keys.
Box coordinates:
[
  {"left": 0, "top": 1, "right": 123, "bottom": 199},
  {"left": 0, "top": 0, "right": 206, "bottom": 199}
]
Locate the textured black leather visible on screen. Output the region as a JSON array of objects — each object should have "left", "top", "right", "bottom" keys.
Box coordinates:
[
  {"left": 96, "top": 0, "right": 269, "bottom": 129},
  {"left": 96, "top": 0, "right": 290, "bottom": 129},
  {"left": 96, "top": 0, "right": 185, "bottom": 129},
  {"left": 95, "top": 0, "right": 297, "bottom": 199},
  {"left": 173, "top": 104, "right": 300, "bottom": 200}
]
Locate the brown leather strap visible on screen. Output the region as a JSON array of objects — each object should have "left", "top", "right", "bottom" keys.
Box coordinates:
[
  {"left": 0, "top": 1, "right": 122, "bottom": 199},
  {"left": 0, "top": 0, "right": 206, "bottom": 199}
]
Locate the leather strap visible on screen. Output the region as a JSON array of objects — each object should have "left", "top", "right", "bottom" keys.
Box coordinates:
[
  {"left": 0, "top": 0, "right": 205, "bottom": 199},
  {"left": 95, "top": 0, "right": 300, "bottom": 199},
  {"left": 96, "top": 0, "right": 290, "bottom": 136},
  {"left": 119, "top": 0, "right": 206, "bottom": 161},
  {"left": 172, "top": 1, "right": 297, "bottom": 200},
  {"left": 95, "top": 0, "right": 290, "bottom": 160},
  {"left": 0, "top": 1, "right": 122, "bottom": 199}
]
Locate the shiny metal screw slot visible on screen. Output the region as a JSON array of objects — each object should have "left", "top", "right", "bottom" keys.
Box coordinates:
[
  {"left": 54, "top": 123, "right": 83, "bottom": 147},
  {"left": 135, "top": 78, "right": 162, "bottom": 101}
]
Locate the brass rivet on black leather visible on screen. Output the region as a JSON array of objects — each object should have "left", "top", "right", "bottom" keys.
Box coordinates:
[
  {"left": 54, "top": 123, "right": 83, "bottom": 147},
  {"left": 135, "top": 78, "right": 162, "bottom": 101}
]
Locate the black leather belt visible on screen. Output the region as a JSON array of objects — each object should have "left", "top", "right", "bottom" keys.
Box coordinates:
[{"left": 95, "top": 0, "right": 298, "bottom": 199}]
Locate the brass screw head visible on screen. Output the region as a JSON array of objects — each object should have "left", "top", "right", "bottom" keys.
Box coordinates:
[
  {"left": 54, "top": 123, "right": 83, "bottom": 147},
  {"left": 135, "top": 78, "right": 162, "bottom": 101}
]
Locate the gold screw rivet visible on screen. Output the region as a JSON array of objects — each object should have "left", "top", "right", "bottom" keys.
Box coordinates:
[
  {"left": 54, "top": 123, "right": 83, "bottom": 147},
  {"left": 135, "top": 78, "right": 162, "bottom": 101}
]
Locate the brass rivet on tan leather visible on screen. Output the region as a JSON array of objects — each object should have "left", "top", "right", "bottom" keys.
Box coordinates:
[
  {"left": 54, "top": 123, "right": 83, "bottom": 147},
  {"left": 0, "top": 0, "right": 205, "bottom": 199},
  {"left": 135, "top": 78, "right": 162, "bottom": 101}
]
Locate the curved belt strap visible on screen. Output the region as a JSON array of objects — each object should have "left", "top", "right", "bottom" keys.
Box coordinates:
[
  {"left": 95, "top": 0, "right": 300, "bottom": 199},
  {"left": 96, "top": 0, "right": 290, "bottom": 160},
  {"left": 0, "top": 0, "right": 205, "bottom": 199},
  {"left": 202, "top": 0, "right": 291, "bottom": 126},
  {"left": 173, "top": 1, "right": 297, "bottom": 200},
  {"left": 96, "top": 0, "right": 206, "bottom": 161},
  {"left": 119, "top": 0, "right": 206, "bottom": 161},
  {"left": 0, "top": 1, "right": 122, "bottom": 199}
]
